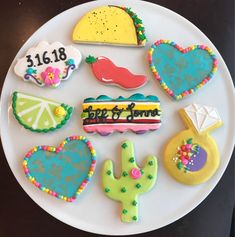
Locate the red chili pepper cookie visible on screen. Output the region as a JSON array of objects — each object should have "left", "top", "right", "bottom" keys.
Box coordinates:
[{"left": 86, "top": 55, "right": 147, "bottom": 90}]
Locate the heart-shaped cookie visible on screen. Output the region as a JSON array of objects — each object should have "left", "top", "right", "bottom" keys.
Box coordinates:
[
  {"left": 148, "top": 40, "right": 218, "bottom": 100},
  {"left": 23, "top": 136, "right": 96, "bottom": 202}
]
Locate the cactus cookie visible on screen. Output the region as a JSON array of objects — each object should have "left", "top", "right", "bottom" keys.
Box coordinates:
[{"left": 102, "top": 140, "right": 158, "bottom": 222}]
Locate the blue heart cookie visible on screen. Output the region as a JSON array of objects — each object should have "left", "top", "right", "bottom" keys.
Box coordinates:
[
  {"left": 148, "top": 40, "right": 217, "bottom": 100},
  {"left": 23, "top": 136, "right": 96, "bottom": 202}
]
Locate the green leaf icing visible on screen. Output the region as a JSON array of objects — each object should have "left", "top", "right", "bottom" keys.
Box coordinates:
[
  {"left": 120, "top": 6, "right": 147, "bottom": 45},
  {"left": 85, "top": 55, "right": 97, "bottom": 64}
]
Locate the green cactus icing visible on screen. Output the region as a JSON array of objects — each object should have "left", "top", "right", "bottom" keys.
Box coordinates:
[
  {"left": 102, "top": 140, "right": 158, "bottom": 222},
  {"left": 132, "top": 200, "right": 138, "bottom": 206},
  {"left": 122, "top": 209, "right": 128, "bottom": 214},
  {"left": 106, "top": 170, "right": 112, "bottom": 175},
  {"left": 122, "top": 171, "right": 128, "bottom": 177}
]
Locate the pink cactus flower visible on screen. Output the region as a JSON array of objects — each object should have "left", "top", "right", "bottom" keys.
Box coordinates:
[
  {"left": 130, "top": 168, "right": 142, "bottom": 179},
  {"left": 41, "top": 66, "right": 61, "bottom": 87}
]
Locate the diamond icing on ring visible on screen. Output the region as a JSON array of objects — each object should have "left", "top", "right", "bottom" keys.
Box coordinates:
[{"left": 184, "top": 104, "right": 222, "bottom": 132}]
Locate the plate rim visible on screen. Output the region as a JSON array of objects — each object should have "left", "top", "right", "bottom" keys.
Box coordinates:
[{"left": 0, "top": 0, "right": 234, "bottom": 235}]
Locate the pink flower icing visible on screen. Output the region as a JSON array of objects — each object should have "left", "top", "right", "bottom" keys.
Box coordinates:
[
  {"left": 41, "top": 66, "right": 61, "bottom": 86},
  {"left": 130, "top": 168, "right": 142, "bottom": 179}
]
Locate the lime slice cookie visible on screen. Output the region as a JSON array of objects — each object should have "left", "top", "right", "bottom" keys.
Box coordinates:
[
  {"left": 12, "top": 92, "right": 73, "bottom": 133},
  {"left": 72, "top": 6, "right": 146, "bottom": 47}
]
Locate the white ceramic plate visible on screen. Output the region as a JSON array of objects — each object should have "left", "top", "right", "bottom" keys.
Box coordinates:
[{"left": 1, "top": 0, "right": 234, "bottom": 235}]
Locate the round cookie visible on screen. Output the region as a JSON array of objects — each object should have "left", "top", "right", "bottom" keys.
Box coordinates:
[{"left": 164, "top": 103, "right": 222, "bottom": 185}]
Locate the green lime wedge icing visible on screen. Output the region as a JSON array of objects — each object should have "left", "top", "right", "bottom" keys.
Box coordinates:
[{"left": 12, "top": 92, "right": 73, "bottom": 133}]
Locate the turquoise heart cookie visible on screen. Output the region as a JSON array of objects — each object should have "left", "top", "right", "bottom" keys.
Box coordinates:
[
  {"left": 148, "top": 40, "right": 218, "bottom": 100},
  {"left": 23, "top": 136, "right": 96, "bottom": 202}
]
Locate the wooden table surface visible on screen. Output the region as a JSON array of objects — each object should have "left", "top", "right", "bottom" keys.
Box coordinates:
[{"left": 0, "top": 0, "right": 234, "bottom": 236}]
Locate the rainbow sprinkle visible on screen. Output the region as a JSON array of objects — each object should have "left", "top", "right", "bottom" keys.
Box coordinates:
[
  {"left": 22, "top": 135, "right": 96, "bottom": 202},
  {"left": 148, "top": 39, "right": 218, "bottom": 100}
]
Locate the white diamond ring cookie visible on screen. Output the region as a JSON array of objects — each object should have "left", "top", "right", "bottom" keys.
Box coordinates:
[
  {"left": 14, "top": 41, "right": 82, "bottom": 88},
  {"left": 164, "top": 104, "right": 223, "bottom": 185}
]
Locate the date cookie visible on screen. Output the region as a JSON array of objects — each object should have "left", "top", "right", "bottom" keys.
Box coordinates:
[{"left": 14, "top": 41, "right": 82, "bottom": 87}]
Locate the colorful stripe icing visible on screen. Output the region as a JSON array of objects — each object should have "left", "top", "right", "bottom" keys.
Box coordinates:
[
  {"left": 148, "top": 40, "right": 218, "bottom": 100},
  {"left": 81, "top": 93, "right": 161, "bottom": 136},
  {"left": 23, "top": 136, "right": 96, "bottom": 202}
]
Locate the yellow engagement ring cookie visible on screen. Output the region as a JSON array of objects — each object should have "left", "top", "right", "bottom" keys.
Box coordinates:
[{"left": 164, "top": 104, "right": 222, "bottom": 185}]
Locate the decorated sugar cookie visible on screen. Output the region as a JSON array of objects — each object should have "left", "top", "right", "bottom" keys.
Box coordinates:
[
  {"left": 164, "top": 104, "right": 222, "bottom": 185},
  {"left": 72, "top": 6, "right": 146, "bottom": 47},
  {"left": 85, "top": 55, "right": 147, "bottom": 90},
  {"left": 81, "top": 93, "right": 161, "bottom": 136},
  {"left": 14, "top": 41, "right": 82, "bottom": 87},
  {"left": 23, "top": 136, "right": 96, "bottom": 202},
  {"left": 148, "top": 40, "right": 218, "bottom": 100},
  {"left": 12, "top": 92, "right": 73, "bottom": 133},
  {"left": 102, "top": 140, "right": 158, "bottom": 222}
]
